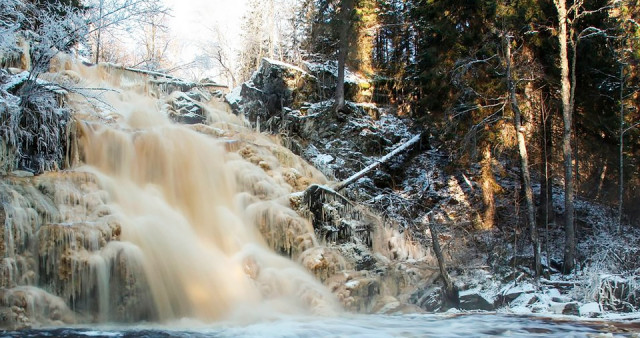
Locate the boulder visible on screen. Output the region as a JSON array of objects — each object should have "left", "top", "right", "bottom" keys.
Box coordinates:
[
  {"left": 458, "top": 289, "right": 495, "bottom": 311},
  {"left": 499, "top": 282, "right": 536, "bottom": 304},
  {"left": 226, "top": 58, "right": 320, "bottom": 124},
  {"left": 165, "top": 91, "right": 208, "bottom": 124},
  {"left": 549, "top": 301, "right": 580, "bottom": 315}
]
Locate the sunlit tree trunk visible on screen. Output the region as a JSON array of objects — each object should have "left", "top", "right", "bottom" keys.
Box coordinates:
[
  {"left": 505, "top": 36, "right": 541, "bottom": 277},
  {"left": 618, "top": 63, "right": 625, "bottom": 232},
  {"left": 480, "top": 145, "right": 496, "bottom": 229}
]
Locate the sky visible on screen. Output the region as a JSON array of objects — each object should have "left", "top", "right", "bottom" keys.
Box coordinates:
[{"left": 163, "top": 0, "right": 247, "bottom": 82}]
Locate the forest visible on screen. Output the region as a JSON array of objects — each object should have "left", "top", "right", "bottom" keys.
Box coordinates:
[
  {"left": 0, "top": 0, "right": 640, "bottom": 329},
  {"left": 238, "top": 0, "right": 640, "bottom": 276}
]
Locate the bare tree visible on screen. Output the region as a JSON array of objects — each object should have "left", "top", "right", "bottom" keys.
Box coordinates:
[
  {"left": 85, "top": 0, "right": 170, "bottom": 64},
  {"left": 615, "top": 59, "right": 640, "bottom": 232},
  {"left": 194, "top": 25, "right": 239, "bottom": 87},
  {"left": 133, "top": 1, "right": 171, "bottom": 71},
  {"left": 553, "top": 0, "right": 619, "bottom": 273}
]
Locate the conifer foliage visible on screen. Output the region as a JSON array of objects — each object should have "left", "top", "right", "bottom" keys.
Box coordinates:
[{"left": 298, "top": 0, "right": 640, "bottom": 274}]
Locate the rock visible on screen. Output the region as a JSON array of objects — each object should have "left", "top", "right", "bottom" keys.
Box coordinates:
[
  {"left": 328, "top": 272, "right": 380, "bottom": 312},
  {"left": 165, "top": 91, "right": 208, "bottom": 124},
  {"left": 562, "top": 302, "right": 580, "bottom": 315},
  {"left": 410, "top": 286, "right": 445, "bottom": 312},
  {"left": 579, "top": 302, "right": 602, "bottom": 318},
  {"left": 227, "top": 58, "right": 320, "bottom": 124},
  {"left": 459, "top": 289, "right": 495, "bottom": 311},
  {"left": 510, "top": 293, "right": 539, "bottom": 307},
  {"left": 303, "top": 184, "right": 374, "bottom": 247},
  {"left": 549, "top": 301, "right": 580, "bottom": 316},
  {"left": 356, "top": 254, "right": 377, "bottom": 271},
  {"left": 303, "top": 60, "right": 371, "bottom": 102},
  {"left": 500, "top": 282, "right": 536, "bottom": 304},
  {"left": 372, "top": 296, "right": 424, "bottom": 314}
]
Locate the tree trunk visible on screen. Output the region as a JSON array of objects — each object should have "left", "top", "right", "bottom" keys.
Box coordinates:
[
  {"left": 618, "top": 63, "right": 625, "bottom": 232},
  {"left": 505, "top": 36, "right": 541, "bottom": 277},
  {"left": 427, "top": 214, "right": 459, "bottom": 308},
  {"left": 480, "top": 145, "right": 496, "bottom": 229},
  {"left": 570, "top": 34, "right": 579, "bottom": 191},
  {"left": 539, "top": 91, "right": 553, "bottom": 233},
  {"left": 95, "top": 0, "right": 104, "bottom": 64},
  {"left": 554, "top": 0, "right": 575, "bottom": 274},
  {"left": 334, "top": 0, "right": 354, "bottom": 113}
]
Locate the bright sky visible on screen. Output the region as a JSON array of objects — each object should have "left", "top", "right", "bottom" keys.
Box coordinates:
[{"left": 164, "top": 0, "right": 247, "bottom": 81}]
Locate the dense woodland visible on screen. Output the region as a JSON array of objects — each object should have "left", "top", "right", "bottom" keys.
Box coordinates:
[
  {"left": 236, "top": 0, "right": 640, "bottom": 276},
  {"left": 1, "top": 0, "right": 639, "bottom": 278}
]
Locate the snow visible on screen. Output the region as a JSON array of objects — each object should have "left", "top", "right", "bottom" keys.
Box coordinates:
[
  {"left": 262, "top": 57, "right": 309, "bottom": 75},
  {"left": 313, "top": 154, "right": 334, "bottom": 166},
  {"left": 303, "top": 60, "right": 367, "bottom": 84},
  {"left": 502, "top": 282, "right": 536, "bottom": 297},
  {"left": 579, "top": 302, "right": 602, "bottom": 317},
  {"left": 345, "top": 280, "right": 360, "bottom": 289},
  {"left": 225, "top": 85, "right": 242, "bottom": 105}
]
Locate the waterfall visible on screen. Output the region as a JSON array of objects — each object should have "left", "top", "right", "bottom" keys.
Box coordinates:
[{"left": 0, "top": 56, "right": 338, "bottom": 327}]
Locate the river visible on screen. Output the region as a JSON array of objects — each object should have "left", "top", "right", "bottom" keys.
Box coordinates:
[{"left": 3, "top": 313, "right": 637, "bottom": 337}]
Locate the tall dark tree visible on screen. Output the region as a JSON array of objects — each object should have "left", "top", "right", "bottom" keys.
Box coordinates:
[{"left": 334, "top": 0, "right": 354, "bottom": 112}]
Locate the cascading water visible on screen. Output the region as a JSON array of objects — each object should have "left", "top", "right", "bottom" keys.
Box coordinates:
[{"left": 0, "top": 56, "right": 340, "bottom": 327}]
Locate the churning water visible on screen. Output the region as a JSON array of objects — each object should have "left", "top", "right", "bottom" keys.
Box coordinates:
[{"left": 1, "top": 313, "right": 625, "bottom": 337}]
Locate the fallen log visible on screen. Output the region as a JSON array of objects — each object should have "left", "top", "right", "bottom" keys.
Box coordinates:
[{"left": 333, "top": 132, "right": 424, "bottom": 192}]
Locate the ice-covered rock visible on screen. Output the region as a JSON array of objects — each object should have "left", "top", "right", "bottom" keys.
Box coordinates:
[{"left": 0, "top": 70, "right": 71, "bottom": 174}]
